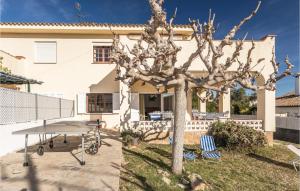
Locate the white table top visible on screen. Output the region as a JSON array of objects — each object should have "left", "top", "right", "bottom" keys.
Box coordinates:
[{"left": 12, "top": 121, "right": 100, "bottom": 135}]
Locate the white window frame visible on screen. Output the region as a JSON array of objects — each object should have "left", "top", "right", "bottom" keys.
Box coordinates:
[{"left": 34, "top": 41, "right": 57, "bottom": 64}]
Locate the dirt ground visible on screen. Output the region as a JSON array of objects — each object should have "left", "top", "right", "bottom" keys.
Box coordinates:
[{"left": 0, "top": 130, "right": 122, "bottom": 191}]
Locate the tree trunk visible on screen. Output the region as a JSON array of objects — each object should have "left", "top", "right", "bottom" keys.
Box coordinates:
[{"left": 171, "top": 83, "right": 187, "bottom": 175}]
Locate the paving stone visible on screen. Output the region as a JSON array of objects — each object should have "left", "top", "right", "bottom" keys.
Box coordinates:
[{"left": 0, "top": 133, "right": 122, "bottom": 191}]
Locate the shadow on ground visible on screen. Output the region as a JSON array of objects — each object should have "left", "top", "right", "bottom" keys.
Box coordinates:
[
  {"left": 247, "top": 153, "right": 294, "bottom": 170},
  {"left": 145, "top": 146, "right": 172, "bottom": 159},
  {"left": 123, "top": 147, "right": 171, "bottom": 171},
  {"left": 120, "top": 146, "right": 174, "bottom": 190},
  {"left": 120, "top": 165, "right": 155, "bottom": 191}
]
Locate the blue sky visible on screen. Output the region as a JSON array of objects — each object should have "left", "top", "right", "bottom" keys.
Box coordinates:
[{"left": 0, "top": 0, "right": 299, "bottom": 96}]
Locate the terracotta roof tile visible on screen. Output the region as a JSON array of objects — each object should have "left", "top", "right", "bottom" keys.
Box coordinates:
[
  {"left": 0, "top": 22, "right": 190, "bottom": 28},
  {"left": 276, "top": 94, "right": 300, "bottom": 107}
]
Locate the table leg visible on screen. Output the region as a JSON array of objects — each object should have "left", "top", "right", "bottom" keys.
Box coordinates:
[
  {"left": 97, "top": 129, "right": 101, "bottom": 146},
  {"left": 23, "top": 134, "right": 29, "bottom": 166},
  {"left": 43, "top": 120, "right": 47, "bottom": 145},
  {"left": 64, "top": 134, "right": 67, "bottom": 143},
  {"left": 81, "top": 134, "right": 85, "bottom": 165}
]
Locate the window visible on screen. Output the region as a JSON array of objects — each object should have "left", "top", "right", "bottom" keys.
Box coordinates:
[
  {"left": 87, "top": 93, "right": 112, "bottom": 113},
  {"left": 34, "top": 42, "right": 57, "bottom": 64},
  {"left": 93, "top": 46, "right": 111, "bottom": 63}
]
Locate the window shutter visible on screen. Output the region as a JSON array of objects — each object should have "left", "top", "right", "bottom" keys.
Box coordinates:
[
  {"left": 77, "top": 92, "right": 86, "bottom": 114},
  {"left": 112, "top": 93, "right": 120, "bottom": 113},
  {"left": 130, "top": 93, "right": 140, "bottom": 121},
  {"left": 34, "top": 42, "right": 57, "bottom": 63}
]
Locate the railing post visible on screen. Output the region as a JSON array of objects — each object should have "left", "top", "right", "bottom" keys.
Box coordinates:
[
  {"left": 35, "top": 94, "right": 38, "bottom": 121},
  {"left": 72, "top": 100, "right": 75, "bottom": 117},
  {"left": 59, "top": 98, "right": 62, "bottom": 118}
]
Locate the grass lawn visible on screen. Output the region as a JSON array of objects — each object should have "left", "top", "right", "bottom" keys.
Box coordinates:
[{"left": 120, "top": 141, "right": 299, "bottom": 191}]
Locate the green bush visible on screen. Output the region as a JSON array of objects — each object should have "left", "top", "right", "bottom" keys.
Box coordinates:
[
  {"left": 209, "top": 121, "right": 266, "bottom": 152},
  {"left": 121, "top": 129, "right": 141, "bottom": 146}
]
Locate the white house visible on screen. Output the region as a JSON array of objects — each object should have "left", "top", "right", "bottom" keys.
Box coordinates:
[{"left": 0, "top": 22, "right": 277, "bottom": 144}]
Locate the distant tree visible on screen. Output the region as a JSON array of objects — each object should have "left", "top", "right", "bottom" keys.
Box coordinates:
[
  {"left": 207, "top": 95, "right": 218, "bottom": 113},
  {"left": 0, "top": 57, "right": 11, "bottom": 74},
  {"left": 192, "top": 91, "right": 198, "bottom": 109},
  {"left": 231, "top": 88, "right": 257, "bottom": 115}
]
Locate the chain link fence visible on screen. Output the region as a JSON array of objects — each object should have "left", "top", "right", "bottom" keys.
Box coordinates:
[{"left": 0, "top": 88, "right": 74, "bottom": 124}]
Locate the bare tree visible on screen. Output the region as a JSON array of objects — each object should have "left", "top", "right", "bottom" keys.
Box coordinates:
[{"left": 111, "top": 0, "right": 293, "bottom": 175}]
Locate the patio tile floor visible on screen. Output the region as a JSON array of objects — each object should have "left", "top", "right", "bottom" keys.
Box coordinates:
[{"left": 0, "top": 131, "right": 122, "bottom": 191}]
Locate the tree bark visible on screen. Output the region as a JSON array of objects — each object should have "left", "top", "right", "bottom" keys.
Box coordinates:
[{"left": 171, "top": 82, "right": 187, "bottom": 175}]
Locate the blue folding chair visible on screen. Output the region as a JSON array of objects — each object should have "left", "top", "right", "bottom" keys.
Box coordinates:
[
  {"left": 200, "top": 135, "right": 221, "bottom": 159},
  {"left": 168, "top": 136, "right": 197, "bottom": 161}
]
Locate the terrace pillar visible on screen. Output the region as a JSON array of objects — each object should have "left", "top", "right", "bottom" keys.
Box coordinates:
[
  {"left": 218, "top": 89, "right": 231, "bottom": 118},
  {"left": 257, "top": 88, "right": 275, "bottom": 145},
  {"left": 198, "top": 91, "right": 206, "bottom": 113},
  {"left": 186, "top": 89, "right": 192, "bottom": 120}
]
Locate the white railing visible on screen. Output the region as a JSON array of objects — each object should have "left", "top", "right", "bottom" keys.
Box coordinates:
[
  {"left": 185, "top": 120, "right": 216, "bottom": 131},
  {"left": 233, "top": 119, "right": 263, "bottom": 130},
  {"left": 131, "top": 119, "right": 263, "bottom": 132},
  {"left": 131, "top": 120, "right": 172, "bottom": 132},
  {"left": 0, "top": 88, "right": 74, "bottom": 124}
]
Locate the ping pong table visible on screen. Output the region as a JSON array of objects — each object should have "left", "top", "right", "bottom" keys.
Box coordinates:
[{"left": 12, "top": 120, "right": 105, "bottom": 166}]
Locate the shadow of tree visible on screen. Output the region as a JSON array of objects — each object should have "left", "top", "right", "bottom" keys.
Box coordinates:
[
  {"left": 145, "top": 146, "right": 172, "bottom": 159},
  {"left": 130, "top": 120, "right": 172, "bottom": 143},
  {"left": 123, "top": 147, "right": 171, "bottom": 171},
  {"left": 26, "top": 157, "right": 39, "bottom": 191},
  {"left": 120, "top": 165, "right": 154, "bottom": 191},
  {"left": 120, "top": 86, "right": 131, "bottom": 131},
  {"left": 247, "top": 153, "right": 294, "bottom": 170},
  {"left": 140, "top": 129, "right": 170, "bottom": 143}
]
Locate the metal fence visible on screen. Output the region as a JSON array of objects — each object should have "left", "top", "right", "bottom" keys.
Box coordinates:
[
  {"left": 276, "top": 116, "right": 300, "bottom": 131},
  {"left": 0, "top": 88, "right": 74, "bottom": 124}
]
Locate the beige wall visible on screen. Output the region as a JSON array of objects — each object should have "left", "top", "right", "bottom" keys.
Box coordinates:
[
  {"left": 0, "top": 28, "right": 277, "bottom": 131},
  {"left": 0, "top": 50, "right": 27, "bottom": 91},
  {"left": 0, "top": 50, "right": 25, "bottom": 76},
  {"left": 0, "top": 33, "right": 120, "bottom": 125}
]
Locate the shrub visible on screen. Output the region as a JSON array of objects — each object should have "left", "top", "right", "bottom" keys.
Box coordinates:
[
  {"left": 208, "top": 121, "right": 266, "bottom": 152},
  {"left": 121, "top": 129, "right": 142, "bottom": 146}
]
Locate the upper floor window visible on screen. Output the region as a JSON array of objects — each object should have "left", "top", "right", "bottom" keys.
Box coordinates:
[
  {"left": 93, "top": 46, "right": 111, "bottom": 64},
  {"left": 34, "top": 42, "right": 57, "bottom": 64}
]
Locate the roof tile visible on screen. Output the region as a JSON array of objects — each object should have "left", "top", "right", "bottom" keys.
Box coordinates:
[
  {"left": 276, "top": 94, "right": 300, "bottom": 107},
  {"left": 0, "top": 22, "right": 190, "bottom": 28}
]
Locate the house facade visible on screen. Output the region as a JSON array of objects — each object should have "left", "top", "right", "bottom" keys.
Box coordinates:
[{"left": 0, "top": 22, "right": 277, "bottom": 143}]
